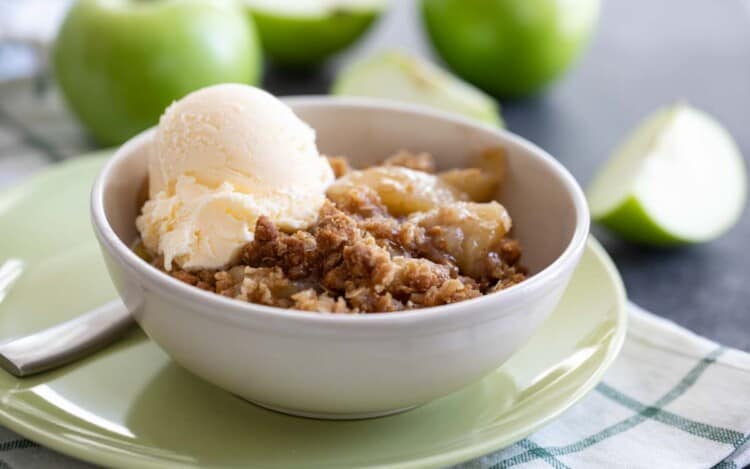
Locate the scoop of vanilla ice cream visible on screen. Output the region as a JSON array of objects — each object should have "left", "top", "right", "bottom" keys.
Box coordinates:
[{"left": 136, "top": 84, "right": 334, "bottom": 271}]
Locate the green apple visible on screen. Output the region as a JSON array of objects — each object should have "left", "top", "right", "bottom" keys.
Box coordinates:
[
  {"left": 332, "top": 49, "right": 503, "bottom": 127},
  {"left": 53, "top": 0, "right": 262, "bottom": 146},
  {"left": 246, "top": 0, "right": 386, "bottom": 67},
  {"left": 421, "top": 0, "right": 600, "bottom": 97},
  {"left": 587, "top": 104, "right": 747, "bottom": 245}
]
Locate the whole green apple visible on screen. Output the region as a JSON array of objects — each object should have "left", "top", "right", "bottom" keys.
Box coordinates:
[
  {"left": 421, "top": 0, "right": 600, "bottom": 97},
  {"left": 54, "top": 0, "right": 262, "bottom": 146},
  {"left": 246, "top": 0, "right": 386, "bottom": 68}
]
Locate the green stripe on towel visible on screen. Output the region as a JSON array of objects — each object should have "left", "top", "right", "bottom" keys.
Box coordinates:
[{"left": 492, "top": 347, "right": 727, "bottom": 468}]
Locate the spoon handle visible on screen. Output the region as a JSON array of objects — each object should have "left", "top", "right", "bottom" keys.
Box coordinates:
[{"left": 0, "top": 299, "right": 134, "bottom": 377}]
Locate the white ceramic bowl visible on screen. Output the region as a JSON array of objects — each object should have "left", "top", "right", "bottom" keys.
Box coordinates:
[{"left": 91, "top": 97, "right": 589, "bottom": 419}]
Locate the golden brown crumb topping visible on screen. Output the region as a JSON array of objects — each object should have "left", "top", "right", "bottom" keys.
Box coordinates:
[
  {"left": 325, "top": 156, "right": 351, "bottom": 178},
  {"left": 147, "top": 150, "right": 526, "bottom": 313}
]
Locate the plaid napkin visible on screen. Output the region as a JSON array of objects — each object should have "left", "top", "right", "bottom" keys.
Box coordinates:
[
  {"left": 1, "top": 79, "right": 750, "bottom": 469},
  {"left": 459, "top": 304, "right": 750, "bottom": 469}
]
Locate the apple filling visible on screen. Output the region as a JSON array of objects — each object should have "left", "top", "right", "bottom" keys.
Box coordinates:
[{"left": 138, "top": 149, "right": 526, "bottom": 313}]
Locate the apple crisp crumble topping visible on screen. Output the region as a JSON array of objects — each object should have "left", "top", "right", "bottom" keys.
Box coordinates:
[{"left": 145, "top": 150, "right": 527, "bottom": 313}]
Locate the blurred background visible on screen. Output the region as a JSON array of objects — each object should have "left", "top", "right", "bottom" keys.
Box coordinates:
[{"left": 1, "top": 0, "right": 749, "bottom": 348}]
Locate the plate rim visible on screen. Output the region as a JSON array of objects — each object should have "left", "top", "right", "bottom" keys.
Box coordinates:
[{"left": 0, "top": 157, "right": 627, "bottom": 469}]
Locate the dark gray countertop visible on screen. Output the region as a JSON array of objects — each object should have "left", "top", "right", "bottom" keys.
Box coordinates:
[{"left": 264, "top": 0, "right": 750, "bottom": 350}]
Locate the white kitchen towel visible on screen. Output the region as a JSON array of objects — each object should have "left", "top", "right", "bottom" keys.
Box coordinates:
[{"left": 460, "top": 303, "right": 750, "bottom": 469}]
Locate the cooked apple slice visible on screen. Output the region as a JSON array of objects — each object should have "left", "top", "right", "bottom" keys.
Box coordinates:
[
  {"left": 409, "top": 201, "right": 512, "bottom": 277},
  {"left": 327, "top": 166, "right": 466, "bottom": 216}
]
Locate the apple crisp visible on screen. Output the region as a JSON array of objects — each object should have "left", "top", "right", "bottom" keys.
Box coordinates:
[{"left": 143, "top": 150, "right": 527, "bottom": 313}]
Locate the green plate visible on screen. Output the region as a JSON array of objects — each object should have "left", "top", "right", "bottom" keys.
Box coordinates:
[{"left": 0, "top": 155, "right": 626, "bottom": 468}]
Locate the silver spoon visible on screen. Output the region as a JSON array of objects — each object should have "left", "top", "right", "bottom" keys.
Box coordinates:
[{"left": 0, "top": 259, "right": 133, "bottom": 377}]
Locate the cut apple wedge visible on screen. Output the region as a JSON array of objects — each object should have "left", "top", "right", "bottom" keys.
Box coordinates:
[
  {"left": 587, "top": 104, "right": 747, "bottom": 245},
  {"left": 245, "top": 0, "right": 386, "bottom": 67},
  {"left": 332, "top": 50, "right": 504, "bottom": 127}
]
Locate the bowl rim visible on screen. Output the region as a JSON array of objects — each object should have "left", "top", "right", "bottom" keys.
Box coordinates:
[{"left": 91, "top": 96, "right": 590, "bottom": 325}]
